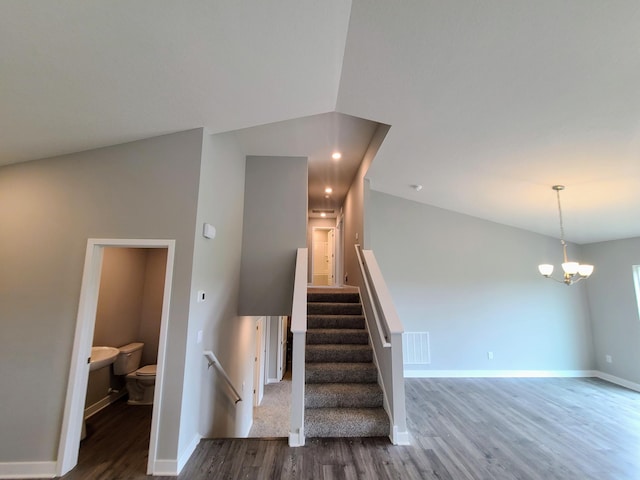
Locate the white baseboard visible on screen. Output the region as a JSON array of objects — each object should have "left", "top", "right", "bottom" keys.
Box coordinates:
[
  {"left": 84, "top": 390, "right": 126, "bottom": 419},
  {"left": 0, "top": 461, "right": 56, "bottom": 479},
  {"left": 288, "top": 431, "right": 305, "bottom": 447},
  {"left": 152, "top": 459, "right": 178, "bottom": 476},
  {"left": 404, "top": 369, "right": 596, "bottom": 378},
  {"left": 177, "top": 434, "right": 201, "bottom": 474},
  {"left": 390, "top": 426, "right": 410, "bottom": 446},
  {"left": 594, "top": 371, "right": 640, "bottom": 393},
  {"left": 266, "top": 377, "right": 280, "bottom": 384},
  {"left": 151, "top": 433, "right": 201, "bottom": 475}
]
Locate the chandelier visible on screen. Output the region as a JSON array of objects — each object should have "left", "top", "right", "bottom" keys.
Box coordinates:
[{"left": 538, "top": 185, "right": 594, "bottom": 285}]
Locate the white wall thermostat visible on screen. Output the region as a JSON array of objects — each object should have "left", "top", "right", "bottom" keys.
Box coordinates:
[{"left": 203, "top": 223, "right": 216, "bottom": 239}]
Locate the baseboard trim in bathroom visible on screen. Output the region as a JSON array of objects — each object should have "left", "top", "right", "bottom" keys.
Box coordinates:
[
  {"left": 84, "top": 391, "right": 127, "bottom": 419},
  {"left": 0, "top": 461, "right": 56, "bottom": 479}
]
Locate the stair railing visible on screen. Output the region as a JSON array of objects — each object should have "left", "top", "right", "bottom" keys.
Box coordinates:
[
  {"left": 203, "top": 350, "right": 242, "bottom": 404},
  {"left": 354, "top": 244, "right": 409, "bottom": 445},
  {"left": 289, "top": 247, "right": 308, "bottom": 446}
]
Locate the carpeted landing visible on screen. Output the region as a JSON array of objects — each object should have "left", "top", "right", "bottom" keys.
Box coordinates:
[{"left": 248, "top": 372, "right": 291, "bottom": 438}]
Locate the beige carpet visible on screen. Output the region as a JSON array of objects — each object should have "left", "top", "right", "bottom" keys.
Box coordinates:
[{"left": 248, "top": 372, "right": 291, "bottom": 438}]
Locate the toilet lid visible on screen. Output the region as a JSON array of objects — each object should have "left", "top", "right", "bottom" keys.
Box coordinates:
[{"left": 136, "top": 365, "right": 156, "bottom": 376}]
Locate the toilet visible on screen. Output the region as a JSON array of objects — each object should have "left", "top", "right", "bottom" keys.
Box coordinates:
[{"left": 113, "top": 342, "right": 156, "bottom": 405}]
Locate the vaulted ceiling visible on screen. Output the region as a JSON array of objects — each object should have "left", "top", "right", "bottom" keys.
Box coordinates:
[{"left": 2, "top": 1, "right": 639, "bottom": 243}]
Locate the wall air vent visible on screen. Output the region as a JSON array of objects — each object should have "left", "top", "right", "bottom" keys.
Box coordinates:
[{"left": 311, "top": 209, "right": 335, "bottom": 214}]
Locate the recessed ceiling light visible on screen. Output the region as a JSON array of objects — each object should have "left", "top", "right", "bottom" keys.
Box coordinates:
[
  {"left": 320, "top": 212, "right": 327, "bottom": 217},
  {"left": 331, "top": 152, "right": 342, "bottom": 160},
  {"left": 325, "top": 187, "right": 333, "bottom": 194}
]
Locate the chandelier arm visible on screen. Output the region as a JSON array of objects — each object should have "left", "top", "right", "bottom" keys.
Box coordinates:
[{"left": 546, "top": 275, "right": 568, "bottom": 284}]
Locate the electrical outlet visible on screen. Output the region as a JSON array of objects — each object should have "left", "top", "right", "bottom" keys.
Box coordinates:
[
  {"left": 605, "top": 355, "right": 612, "bottom": 363},
  {"left": 487, "top": 351, "right": 494, "bottom": 360}
]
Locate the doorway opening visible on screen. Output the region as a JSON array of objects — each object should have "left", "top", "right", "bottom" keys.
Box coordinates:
[
  {"left": 57, "top": 239, "right": 175, "bottom": 477},
  {"left": 311, "top": 227, "right": 335, "bottom": 286},
  {"left": 249, "top": 315, "right": 291, "bottom": 437}
]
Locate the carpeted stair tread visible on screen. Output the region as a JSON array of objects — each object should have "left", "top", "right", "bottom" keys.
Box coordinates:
[
  {"left": 303, "top": 287, "right": 387, "bottom": 439},
  {"left": 306, "top": 362, "right": 378, "bottom": 384},
  {"left": 307, "top": 302, "right": 363, "bottom": 315},
  {"left": 305, "top": 407, "right": 389, "bottom": 437},
  {"left": 305, "top": 383, "right": 383, "bottom": 408},
  {"left": 307, "top": 315, "right": 365, "bottom": 329},
  {"left": 306, "top": 328, "right": 369, "bottom": 345},
  {"left": 307, "top": 292, "right": 361, "bottom": 304},
  {"left": 306, "top": 344, "right": 373, "bottom": 363}
]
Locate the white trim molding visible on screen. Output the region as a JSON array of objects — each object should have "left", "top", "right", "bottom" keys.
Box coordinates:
[
  {"left": 404, "top": 369, "right": 597, "bottom": 378},
  {"left": 0, "top": 461, "right": 56, "bottom": 479},
  {"left": 594, "top": 371, "right": 640, "bottom": 393}
]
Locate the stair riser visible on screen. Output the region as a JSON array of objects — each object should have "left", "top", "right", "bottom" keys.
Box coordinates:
[
  {"left": 307, "top": 292, "right": 360, "bottom": 304},
  {"left": 308, "top": 303, "right": 363, "bottom": 315},
  {"left": 307, "top": 316, "right": 365, "bottom": 329},
  {"left": 306, "top": 423, "right": 389, "bottom": 438},
  {"left": 306, "top": 348, "right": 372, "bottom": 363},
  {"left": 306, "top": 368, "right": 378, "bottom": 384},
  {"left": 306, "top": 393, "right": 383, "bottom": 409},
  {"left": 305, "top": 409, "right": 390, "bottom": 438},
  {"left": 306, "top": 331, "right": 368, "bottom": 345}
]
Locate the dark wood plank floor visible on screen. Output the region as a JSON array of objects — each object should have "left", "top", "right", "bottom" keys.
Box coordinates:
[{"left": 50, "top": 377, "right": 640, "bottom": 480}]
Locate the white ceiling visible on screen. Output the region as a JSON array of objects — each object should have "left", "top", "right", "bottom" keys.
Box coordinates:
[{"left": 2, "top": 0, "right": 639, "bottom": 244}]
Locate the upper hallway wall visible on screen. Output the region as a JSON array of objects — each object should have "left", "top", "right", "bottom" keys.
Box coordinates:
[{"left": 239, "top": 156, "right": 307, "bottom": 316}]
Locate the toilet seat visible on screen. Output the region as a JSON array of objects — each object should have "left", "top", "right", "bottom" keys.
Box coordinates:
[{"left": 136, "top": 364, "right": 156, "bottom": 376}]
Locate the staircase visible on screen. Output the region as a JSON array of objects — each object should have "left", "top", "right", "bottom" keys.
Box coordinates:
[{"left": 305, "top": 287, "right": 389, "bottom": 437}]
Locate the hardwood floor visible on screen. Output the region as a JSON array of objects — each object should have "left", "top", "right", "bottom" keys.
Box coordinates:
[{"left": 52, "top": 377, "right": 640, "bottom": 480}]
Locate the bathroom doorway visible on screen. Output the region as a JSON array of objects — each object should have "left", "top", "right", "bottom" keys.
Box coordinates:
[{"left": 57, "top": 239, "right": 175, "bottom": 477}]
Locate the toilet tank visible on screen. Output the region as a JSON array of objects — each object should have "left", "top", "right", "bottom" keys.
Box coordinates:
[{"left": 113, "top": 342, "right": 144, "bottom": 375}]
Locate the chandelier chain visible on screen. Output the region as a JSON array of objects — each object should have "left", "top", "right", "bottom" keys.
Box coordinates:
[
  {"left": 555, "top": 186, "right": 569, "bottom": 263},
  {"left": 556, "top": 187, "right": 565, "bottom": 243}
]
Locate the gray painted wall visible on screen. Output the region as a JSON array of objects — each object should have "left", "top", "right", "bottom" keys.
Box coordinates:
[
  {"left": 184, "top": 131, "right": 252, "bottom": 442},
  {"left": 0, "top": 129, "right": 204, "bottom": 462},
  {"left": 343, "top": 124, "right": 389, "bottom": 287},
  {"left": 88, "top": 247, "right": 165, "bottom": 407},
  {"left": 369, "top": 191, "right": 595, "bottom": 372},
  {"left": 583, "top": 237, "right": 640, "bottom": 384},
  {"left": 94, "top": 248, "right": 149, "bottom": 349},
  {"left": 94, "top": 247, "right": 165, "bottom": 366},
  {"left": 239, "top": 156, "right": 308, "bottom": 316},
  {"left": 139, "top": 248, "right": 168, "bottom": 366}
]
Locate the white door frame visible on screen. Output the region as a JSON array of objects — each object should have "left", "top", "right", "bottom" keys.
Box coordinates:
[
  {"left": 277, "top": 316, "right": 287, "bottom": 381},
  {"left": 57, "top": 238, "right": 175, "bottom": 476},
  {"left": 253, "top": 316, "right": 266, "bottom": 406},
  {"left": 335, "top": 215, "right": 344, "bottom": 286},
  {"left": 311, "top": 227, "right": 336, "bottom": 286}
]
